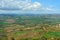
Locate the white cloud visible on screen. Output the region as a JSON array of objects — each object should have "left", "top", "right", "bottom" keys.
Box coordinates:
[
  {"left": 0, "top": 0, "right": 57, "bottom": 13},
  {"left": 23, "top": 2, "right": 42, "bottom": 11},
  {"left": 31, "top": 2, "right": 41, "bottom": 10},
  {"left": 0, "top": 0, "right": 42, "bottom": 10},
  {"left": 46, "top": 8, "right": 53, "bottom": 11}
]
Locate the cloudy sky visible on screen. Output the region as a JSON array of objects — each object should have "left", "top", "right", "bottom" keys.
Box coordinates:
[{"left": 0, "top": 0, "right": 60, "bottom": 14}]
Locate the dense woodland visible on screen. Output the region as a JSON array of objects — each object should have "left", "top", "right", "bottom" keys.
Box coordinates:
[{"left": 0, "top": 14, "right": 60, "bottom": 40}]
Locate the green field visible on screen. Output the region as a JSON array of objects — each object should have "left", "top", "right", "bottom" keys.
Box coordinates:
[{"left": 0, "top": 14, "right": 60, "bottom": 40}]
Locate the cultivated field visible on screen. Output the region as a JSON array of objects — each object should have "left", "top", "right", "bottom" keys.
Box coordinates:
[{"left": 0, "top": 14, "right": 60, "bottom": 40}]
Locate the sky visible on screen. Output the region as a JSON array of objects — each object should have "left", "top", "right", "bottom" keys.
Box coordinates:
[{"left": 0, "top": 0, "right": 60, "bottom": 14}]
